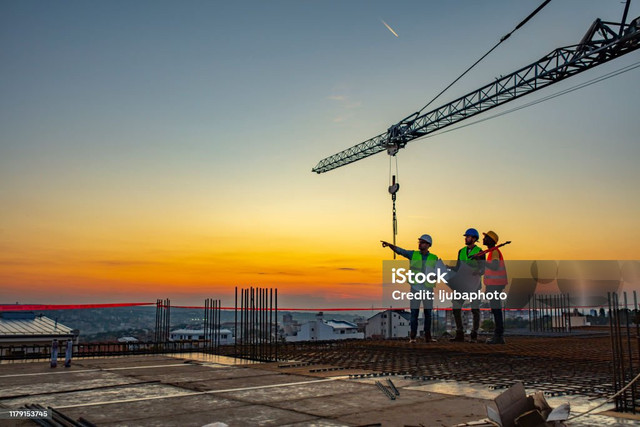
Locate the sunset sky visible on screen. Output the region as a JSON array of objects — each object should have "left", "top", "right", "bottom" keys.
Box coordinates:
[{"left": 2, "top": 1, "right": 639, "bottom": 308}]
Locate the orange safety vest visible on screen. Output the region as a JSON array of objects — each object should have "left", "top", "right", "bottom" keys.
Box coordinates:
[{"left": 484, "top": 248, "right": 508, "bottom": 287}]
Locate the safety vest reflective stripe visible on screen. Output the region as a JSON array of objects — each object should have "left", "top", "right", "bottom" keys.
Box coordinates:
[{"left": 485, "top": 248, "right": 508, "bottom": 286}]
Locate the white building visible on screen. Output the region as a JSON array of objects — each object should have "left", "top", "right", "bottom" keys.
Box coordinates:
[
  {"left": 0, "top": 311, "right": 77, "bottom": 357},
  {"left": 169, "top": 328, "right": 234, "bottom": 345},
  {"left": 365, "top": 310, "right": 411, "bottom": 339},
  {"left": 0, "top": 312, "right": 75, "bottom": 345},
  {"left": 282, "top": 313, "right": 301, "bottom": 337},
  {"left": 286, "top": 313, "right": 364, "bottom": 342}
]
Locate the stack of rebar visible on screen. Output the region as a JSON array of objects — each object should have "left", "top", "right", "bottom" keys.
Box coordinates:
[
  {"left": 203, "top": 298, "right": 222, "bottom": 351},
  {"left": 268, "top": 336, "right": 617, "bottom": 399},
  {"left": 528, "top": 293, "right": 571, "bottom": 333},
  {"left": 154, "top": 298, "right": 170, "bottom": 343},
  {"left": 234, "top": 286, "right": 278, "bottom": 361},
  {"left": 608, "top": 291, "right": 640, "bottom": 413}
]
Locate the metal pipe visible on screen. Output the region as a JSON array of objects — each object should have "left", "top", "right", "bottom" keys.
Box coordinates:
[
  {"left": 624, "top": 292, "right": 636, "bottom": 413},
  {"left": 608, "top": 293, "right": 617, "bottom": 410},
  {"left": 269, "top": 287, "right": 273, "bottom": 360},
  {"left": 275, "top": 288, "right": 278, "bottom": 361}
]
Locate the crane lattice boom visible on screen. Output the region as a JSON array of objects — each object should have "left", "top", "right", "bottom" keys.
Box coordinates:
[{"left": 312, "top": 18, "right": 640, "bottom": 174}]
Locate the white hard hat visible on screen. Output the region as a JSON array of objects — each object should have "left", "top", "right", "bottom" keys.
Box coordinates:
[{"left": 418, "top": 234, "right": 432, "bottom": 245}]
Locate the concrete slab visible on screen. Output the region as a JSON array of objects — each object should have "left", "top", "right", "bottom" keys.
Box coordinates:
[
  {"left": 98, "top": 404, "right": 318, "bottom": 427},
  {"left": 405, "top": 380, "right": 502, "bottom": 401},
  {"left": 71, "top": 355, "right": 184, "bottom": 368},
  {"left": 336, "top": 395, "right": 490, "bottom": 427},
  {"left": 280, "top": 420, "right": 349, "bottom": 427},
  {"left": 218, "top": 378, "right": 373, "bottom": 404},
  {"left": 123, "top": 365, "right": 279, "bottom": 384},
  {"left": 184, "top": 373, "right": 319, "bottom": 393},
  {"left": 0, "top": 371, "right": 142, "bottom": 397},
  {"left": 1, "top": 383, "right": 192, "bottom": 408},
  {"left": 58, "top": 394, "right": 247, "bottom": 424},
  {"left": 170, "top": 353, "right": 260, "bottom": 365},
  {"left": 6, "top": 354, "right": 621, "bottom": 426},
  {"left": 257, "top": 362, "right": 373, "bottom": 378},
  {"left": 270, "top": 385, "right": 446, "bottom": 418}
]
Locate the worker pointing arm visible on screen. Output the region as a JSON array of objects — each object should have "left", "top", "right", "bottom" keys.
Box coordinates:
[
  {"left": 381, "top": 235, "right": 439, "bottom": 343},
  {"left": 381, "top": 240, "right": 413, "bottom": 259}
]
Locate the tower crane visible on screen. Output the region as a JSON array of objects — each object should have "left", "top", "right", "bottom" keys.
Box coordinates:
[
  {"left": 311, "top": 4, "right": 640, "bottom": 249},
  {"left": 313, "top": 15, "right": 639, "bottom": 174}
]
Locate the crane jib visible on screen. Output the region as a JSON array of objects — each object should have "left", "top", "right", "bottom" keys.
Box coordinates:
[{"left": 312, "top": 17, "right": 640, "bottom": 174}]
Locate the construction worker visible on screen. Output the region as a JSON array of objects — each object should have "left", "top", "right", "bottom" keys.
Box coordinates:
[
  {"left": 482, "top": 230, "right": 508, "bottom": 344},
  {"left": 449, "top": 228, "right": 485, "bottom": 342},
  {"left": 381, "top": 235, "right": 438, "bottom": 343},
  {"left": 50, "top": 339, "right": 58, "bottom": 368},
  {"left": 64, "top": 338, "right": 73, "bottom": 367}
]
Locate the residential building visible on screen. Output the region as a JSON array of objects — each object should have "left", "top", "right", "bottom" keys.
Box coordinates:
[
  {"left": 286, "top": 312, "right": 364, "bottom": 342},
  {"left": 169, "top": 328, "right": 234, "bottom": 345},
  {"left": 0, "top": 311, "right": 77, "bottom": 357},
  {"left": 365, "top": 310, "right": 411, "bottom": 339}
]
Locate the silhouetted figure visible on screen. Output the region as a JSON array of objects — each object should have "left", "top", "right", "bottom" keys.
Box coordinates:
[
  {"left": 64, "top": 339, "right": 73, "bottom": 368},
  {"left": 483, "top": 231, "right": 507, "bottom": 345},
  {"left": 50, "top": 339, "right": 58, "bottom": 368}
]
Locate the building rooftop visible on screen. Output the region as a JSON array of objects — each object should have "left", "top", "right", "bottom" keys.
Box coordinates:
[
  {"left": 367, "top": 310, "right": 411, "bottom": 322},
  {"left": 0, "top": 312, "right": 73, "bottom": 337},
  {"left": 324, "top": 320, "right": 357, "bottom": 329},
  {"left": 170, "top": 328, "right": 233, "bottom": 335}
]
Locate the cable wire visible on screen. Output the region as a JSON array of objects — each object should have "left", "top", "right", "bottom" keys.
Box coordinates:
[
  {"left": 416, "top": 0, "right": 553, "bottom": 116},
  {"left": 415, "top": 60, "right": 640, "bottom": 142},
  {"left": 567, "top": 371, "right": 640, "bottom": 420}
]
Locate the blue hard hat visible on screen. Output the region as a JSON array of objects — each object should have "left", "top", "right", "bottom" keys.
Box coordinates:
[{"left": 463, "top": 228, "right": 479, "bottom": 239}]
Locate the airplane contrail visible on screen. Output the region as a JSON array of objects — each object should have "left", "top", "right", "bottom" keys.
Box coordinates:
[{"left": 381, "top": 19, "right": 399, "bottom": 38}]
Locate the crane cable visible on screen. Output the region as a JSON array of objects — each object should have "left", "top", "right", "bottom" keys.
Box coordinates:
[
  {"left": 415, "top": 60, "right": 640, "bottom": 142},
  {"left": 384, "top": 0, "right": 552, "bottom": 255},
  {"left": 416, "top": 0, "right": 553, "bottom": 116},
  {"left": 388, "top": 155, "right": 400, "bottom": 259}
]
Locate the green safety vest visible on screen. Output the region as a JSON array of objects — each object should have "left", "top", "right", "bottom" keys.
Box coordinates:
[
  {"left": 459, "top": 245, "right": 482, "bottom": 269},
  {"left": 410, "top": 251, "right": 439, "bottom": 288}
]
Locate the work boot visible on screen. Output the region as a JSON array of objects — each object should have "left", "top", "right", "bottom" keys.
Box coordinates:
[
  {"left": 409, "top": 332, "right": 417, "bottom": 344},
  {"left": 449, "top": 330, "right": 465, "bottom": 342},
  {"left": 424, "top": 333, "right": 435, "bottom": 343},
  {"left": 486, "top": 335, "right": 506, "bottom": 345},
  {"left": 470, "top": 330, "right": 478, "bottom": 343}
]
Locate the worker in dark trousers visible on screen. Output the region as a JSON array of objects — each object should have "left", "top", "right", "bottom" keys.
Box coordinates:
[
  {"left": 450, "top": 228, "right": 485, "bottom": 342},
  {"left": 50, "top": 339, "right": 58, "bottom": 368},
  {"left": 482, "top": 230, "right": 508, "bottom": 344},
  {"left": 382, "top": 234, "right": 439, "bottom": 343},
  {"left": 64, "top": 338, "right": 73, "bottom": 367}
]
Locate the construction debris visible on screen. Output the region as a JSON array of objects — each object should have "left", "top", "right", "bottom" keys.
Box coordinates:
[
  {"left": 375, "top": 380, "right": 397, "bottom": 400},
  {"left": 486, "top": 382, "right": 569, "bottom": 427}
]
